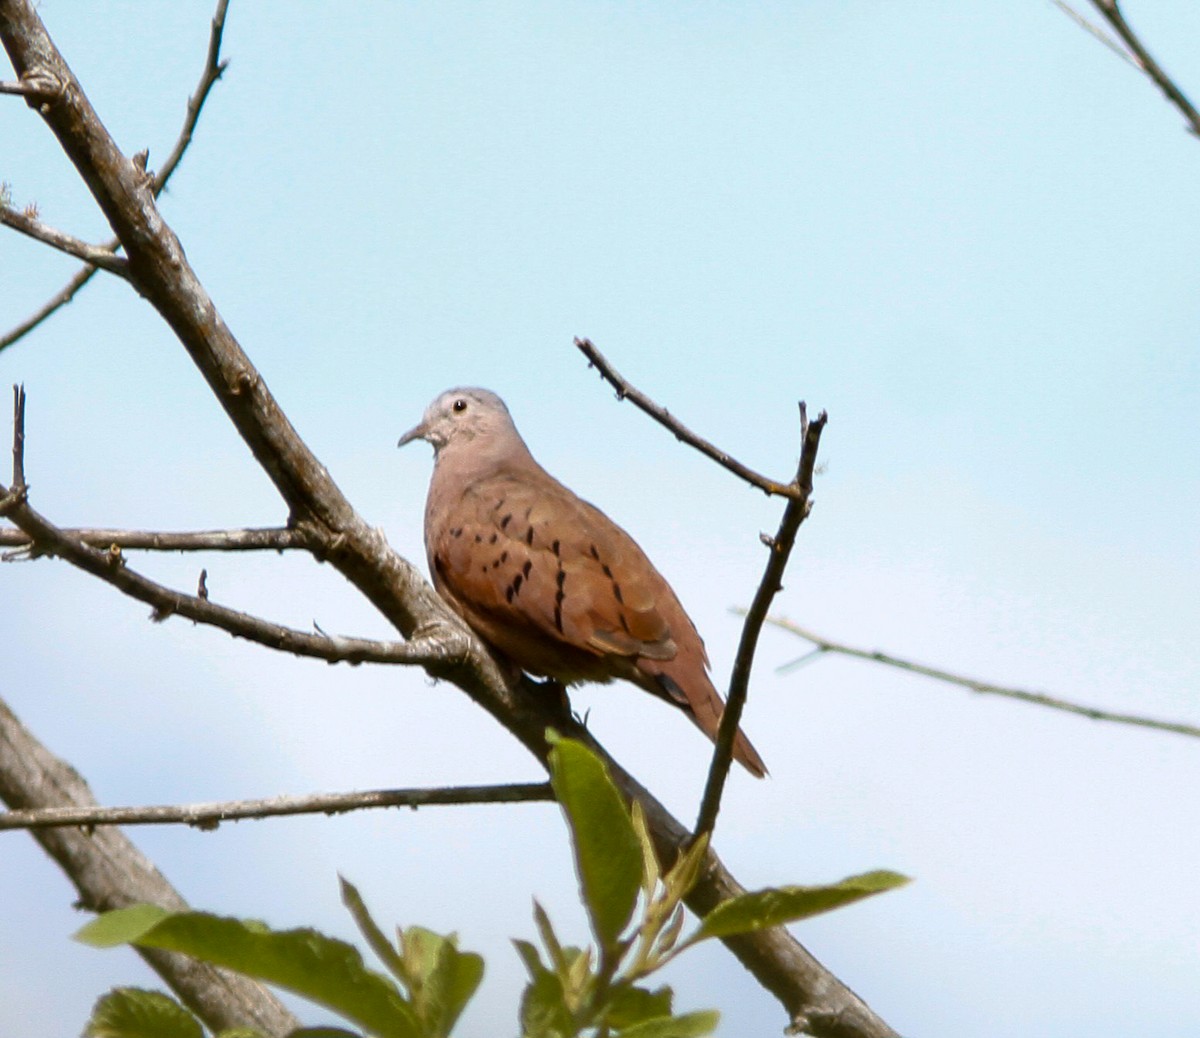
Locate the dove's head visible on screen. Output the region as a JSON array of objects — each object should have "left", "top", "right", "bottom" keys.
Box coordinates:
[{"left": 398, "top": 387, "right": 522, "bottom": 457}]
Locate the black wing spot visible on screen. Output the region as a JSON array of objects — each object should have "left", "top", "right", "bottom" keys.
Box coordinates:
[
  {"left": 619, "top": 613, "right": 631, "bottom": 634},
  {"left": 500, "top": 514, "right": 513, "bottom": 530},
  {"left": 611, "top": 581, "right": 624, "bottom": 604},
  {"left": 489, "top": 532, "right": 498, "bottom": 544},
  {"left": 551, "top": 539, "right": 561, "bottom": 556},
  {"left": 554, "top": 602, "right": 564, "bottom": 633},
  {"left": 474, "top": 534, "right": 482, "bottom": 543},
  {"left": 522, "top": 559, "right": 533, "bottom": 578},
  {"left": 500, "top": 550, "right": 509, "bottom": 563},
  {"left": 589, "top": 544, "right": 600, "bottom": 561},
  {"left": 505, "top": 586, "right": 515, "bottom": 604},
  {"left": 555, "top": 569, "right": 566, "bottom": 589},
  {"left": 511, "top": 573, "right": 524, "bottom": 596},
  {"left": 601, "top": 563, "right": 613, "bottom": 579},
  {"left": 525, "top": 527, "right": 535, "bottom": 546},
  {"left": 451, "top": 527, "right": 463, "bottom": 538}
]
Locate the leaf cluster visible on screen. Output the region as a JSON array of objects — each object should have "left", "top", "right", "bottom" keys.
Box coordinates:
[{"left": 76, "top": 737, "right": 908, "bottom": 1038}]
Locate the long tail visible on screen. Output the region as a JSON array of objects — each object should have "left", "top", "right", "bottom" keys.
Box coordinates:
[{"left": 654, "top": 671, "right": 768, "bottom": 778}]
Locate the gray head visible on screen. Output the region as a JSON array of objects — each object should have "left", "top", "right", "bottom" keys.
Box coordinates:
[{"left": 397, "top": 387, "right": 523, "bottom": 457}]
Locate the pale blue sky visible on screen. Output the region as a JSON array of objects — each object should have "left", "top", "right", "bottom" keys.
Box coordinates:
[{"left": 3, "top": 3, "right": 1198, "bottom": 1036}]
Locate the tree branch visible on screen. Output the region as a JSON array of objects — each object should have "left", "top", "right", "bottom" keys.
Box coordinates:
[
  {"left": 0, "top": 782, "right": 555, "bottom": 832},
  {"left": 0, "top": 202, "right": 131, "bottom": 274},
  {"left": 1064, "top": 0, "right": 1200, "bottom": 138},
  {"left": 0, "top": 479, "right": 468, "bottom": 670},
  {"left": 764, "top": 614, "right": 1200, "bottom": 739},
  {"left": 0, "top": 523, "right": 306, "bottom": 556},
  {"left": 574, "top": 336, "right": 802, "bottom": 499},
  {"left": 0, "top": 0, "right": 229, "bottom": 351},
  {"left": 696, "top": 405, "right": 827, "bottom": 838},
  {"left": 0, "top": 694, "right": 300, "bottom": 1037}
]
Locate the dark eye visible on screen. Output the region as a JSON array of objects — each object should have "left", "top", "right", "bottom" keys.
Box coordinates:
[{"left": 452, "top": 398, "right": 468, "bottom": 413}]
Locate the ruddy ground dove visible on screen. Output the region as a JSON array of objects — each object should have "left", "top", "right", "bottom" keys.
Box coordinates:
[{"left": 398, "top": 388, "right": 767, "bottom": 777}]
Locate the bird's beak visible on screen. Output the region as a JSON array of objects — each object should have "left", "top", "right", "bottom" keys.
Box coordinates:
[{"left": 397, "top": 421, "right": 427, "bottom": 449}]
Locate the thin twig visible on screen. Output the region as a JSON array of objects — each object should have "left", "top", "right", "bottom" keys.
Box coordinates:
[
  {"left": 1052, "top": 0, "right": 1141, "bottom": 69},
  {"left": 0, "top": 395, "right": 466, "bottom": 667},
  {"left": 0, "top": 0, "right": 230, "bottom": 351},
  {"left": 0, "top": 473, "right": 465, "bottom": 666},
  {"left": 151, "top": 0, "right": 230, "bottom": 193},
  {"left": 0, "top": 782, "right": 555, "bottom": 832},
  {"left": 0, "top": 524, "right": 306, "bottom": 556},
  {"left": 695, "top": 406, "right": 827, "bottom": 837},
  {"left": 0, "top": 70, "right": 59, "bottom": 99},
  {"left": 0, "top": 204, "right": 130, "bottom": 275},
  {"left": 574, "top": 337, "right": 801, "bottom": 499},
  {"left": 763, "top": 615, "right": 1200, "bottom": 740},
  {"left": 10, "top": 384, "right": 25, "bottom": 488},
  {"left": 1083, "top": 0, "right": 1200, "bottom": 137}
]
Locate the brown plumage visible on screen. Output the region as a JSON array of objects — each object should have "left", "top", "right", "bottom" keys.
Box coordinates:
[{"left": 398, "top": 387, "right": 767, "bottom": 778}]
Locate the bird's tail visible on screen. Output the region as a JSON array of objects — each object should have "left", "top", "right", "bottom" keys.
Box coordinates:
[{"left": 654, "top": 670, "right": 768, "bottom": 778}]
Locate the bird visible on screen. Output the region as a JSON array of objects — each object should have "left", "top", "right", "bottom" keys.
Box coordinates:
[{"left": 398, "top": 387, "right": 767, "bottom": 778}]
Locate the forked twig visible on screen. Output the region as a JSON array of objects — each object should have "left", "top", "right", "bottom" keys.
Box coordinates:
[
  {"left": 1060, "top": 0, "right": 1200, "bottom": 138},
  {"left": 575, "top": 337, "right": 803, "bottom": 499},
  {"left": 0, "top": 0, "right": 231, "bottom": 351},
  {"left": 764, "top": 614, "right": 1200, "bottom": 739},
  {"left": 696, "top": 406, "right": 826, "bottom": 837},
  {"left": 1, "top": 389, "right": 469, "bottom": 669}
]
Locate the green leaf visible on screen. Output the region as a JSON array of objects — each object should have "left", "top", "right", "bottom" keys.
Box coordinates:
[
  {"left": 547, "top": 734, "right": 642, "bottom": 950},
  {"left": 605, "top": 984, "right": 673, "bottom": 1028},
  {"left": 340, "top": 877, "right": 406, "bottom": 984},
  {"left": 697, "top": 870, "right": 910, "bottom": 940},
  {"left": 630, "top": 801, "right": 660, "bottom": 897},
  {"left": 519, "top": 963, "right": 573, "bottom": 1038},
  {"left": 76, "top": 905, "right": 172, "bottom": 948},
  {"left": 513, "top": 939, "right": 546, "bottom": 979},
  {"left": 80, "top": 907, "right": 421, "bottom": 1038},
  {"left": 84, "top": 988, "right": 202, "bottom": 1038},
  {"left": 655, "top": 904, "right": 687, "bottom": 957},
  {"left": 662, "top": 834, "right": 708, "bottom": 904},
  {"left": 398, "top": 926, "right": 484, "bottom": 1037},
  {"left": 532, "top": 900, "right": 569, "bottom": 976},
  {"left": 615, "top": 1009, "right": 719, "bottom": 1037}
]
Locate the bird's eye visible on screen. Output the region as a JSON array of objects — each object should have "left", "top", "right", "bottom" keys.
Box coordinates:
[{"left": 452, "top": 398, "right": 468, "bottom": 413}]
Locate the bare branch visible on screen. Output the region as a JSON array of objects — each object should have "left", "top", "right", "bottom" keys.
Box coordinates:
[
  {"left": 0, "top": 523, "right": 306, "bottom": 555},
  {"left": 696, "top": 405, "right": 827, "bottom": 838},
  {"left": 0, "top": 0, "right": 229, "bottom": 351},
  {"left": 0, "top": 694, "right": 299, "bottom": 1036},
  {"left": 150, "top": 0, "right": 230, "bottom": 193},
  {"left": 574, "top": 336, "right": 802, "bottom": 499},
  {"left": 1052, "top": 0, "right": 1141, "bottom": 69},
  {"left": 764, "top": 614, "right": 1200, "bottom": 739},
  {"left": 0, "top": 261, "right": 99, "bottom": 349},
  {"left": 1075, "top": 0, "right": 1200, "bottom": 137},
  {"left": 0, "top": 67, "right": 58, "bottom": 98},
  {"left": 0, "top": 480, "right": 469, "bottom": 667},
  {"left": 0, "top": 202, "right": 130, "bottom": 275},
  {"left": 0, "top": 782, "right": 555, "bottom": 832},
  {"left": 0, "top": 402, "right": 466, "bottom": 667}
]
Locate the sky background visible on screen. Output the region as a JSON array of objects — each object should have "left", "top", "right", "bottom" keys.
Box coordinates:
[{"left": 2, "top": 3, "right": 1199, "bottom": 1036}]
